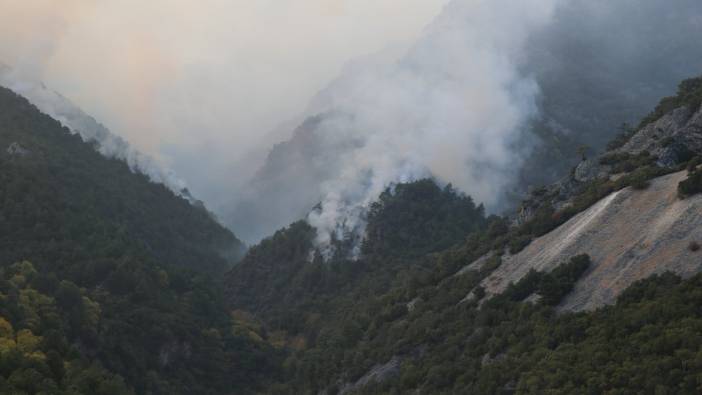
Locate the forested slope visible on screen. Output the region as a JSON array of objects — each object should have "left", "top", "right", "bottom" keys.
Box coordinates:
[
  {"left": 0, "top": 87, "right": 276, "bottom": 394},
  {"left": 224, "top": 75, "right": 702, "bottom": 394}
]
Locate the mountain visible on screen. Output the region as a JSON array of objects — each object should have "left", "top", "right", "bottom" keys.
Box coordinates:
[
  {"left": 0, "top": 86, "right": 274, "bottom": 394},
  {"left": 0, "top": 64, "right": 190, "bottom": 199},
  {"left": 223, "top": 74, "right": 702, "bottom": 393},
  {"left": 473, "top": 85, "right": 702, "bottom": 312},
  {"left": 0, "top": 86, "right": 246, "bottom": 272},
  {"left": 225, "top": 0, "right": 702, "bottom": 243}
]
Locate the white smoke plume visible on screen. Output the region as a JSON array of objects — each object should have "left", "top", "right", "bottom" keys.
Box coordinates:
[
  {"left": 231, "top": 0, "right": 702, "bottom": 248},
  {"left": 0, "top": 0, "right": 449, "bottom": 213},
  {"left": 3, "top": 0, "right": 702, "bottom": 252},
  {"left": 303, "top": 0, "right": 558, "bottom": 255}
]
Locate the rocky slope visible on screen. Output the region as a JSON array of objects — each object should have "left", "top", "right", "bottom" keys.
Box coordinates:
[
  {"left": 463, "top": 88, "right": 702, "bottom": 312},
  {"left": 473, "top": 169, "right": 702, "bottom": 311},
  {"left": 514, "top": 99, "right": 702, "bottom": 226}
]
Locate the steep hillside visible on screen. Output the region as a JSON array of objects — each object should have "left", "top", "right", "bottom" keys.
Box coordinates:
[
  {"left": 225, "top": 1, "right": 702, "bottom": 242},
  {"left": 222, "top": 75, "right": 702, "bottom": 394},
  {"left": 0, "top": 87, "right": 273, "bottom": 394},
  {"left": 475, "top": 170, "right": 702, "bottom": 311},
  {"left": 0, "top": 64, "right": 189, "bottom": 196},
  {"left": 468, "top": 76, "right": 702, "bottom": 311},
  {"left": 0, "top": 87, "right": 245, "bottom": 272},
  {"left": 225, "top": 180, "right": 487, "bottom": 330}
]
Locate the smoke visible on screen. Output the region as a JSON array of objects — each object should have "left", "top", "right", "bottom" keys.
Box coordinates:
[
  {"left": 229, "top": 0, "right": 702, "bottom": 248},
  {"left": 300, "top": 0, "right": 558, "bottom": 254},
  {"left": 3, "top": 0, "right": 702, "bottom": 252},
  {"left": 0, "top": 0, "right": 449, "bottom": 212}
]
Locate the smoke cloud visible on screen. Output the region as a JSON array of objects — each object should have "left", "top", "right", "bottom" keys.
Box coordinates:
[
  {"left": 302, "top": 0, "right": 558, "bottom": 254},
  {"left": 2, "top": 0, "right": 702, "bottom": 252},
  {"left": 0, "top": 0, "right": 449, "bottom": 210},
  {"left": 228, "top": 0, "right": 702, "bottom": 248}
]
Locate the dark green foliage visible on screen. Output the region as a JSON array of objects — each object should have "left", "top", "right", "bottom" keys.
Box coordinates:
[
  {"left": 0, "top": 87, "right": 278, "bottom": 394},
  {"left": 0, "top": 261, "right": 133, "bottom": 394},
  {"left": 225, "top": 83, "right": 697, "bottom": 392},
  {"left": 686, "top": 156, "right": 702, "bottom": 172},
  {"left": 628, "top": 170, "right": 651, "bottom": 190},
  {"left": 226, "top": 180, "right": 491, "bottom": 340},
  {"left": 539, "top": 254, "right": 590, "bottom": 306},
  {"left": 678, "top": 168, "right": 702, "bottom": 197},
  {"left": 639, "top": 75, "right": 702, "bottom": 128},
  {"left": 261, "top": 242, "right": 702, "bottom": 394},
  {"left": 598, "top": 151, "right": 656, "bottom": 173},
  {"left": 513, "top": 164, "right": 672, "bottom": 250},
  {"left": 363, "top": 180, "right": 486, "bottom": 258},
  {"left": 505, "top": 269, "right": 541, "bottom": 302},
  {"left": 225, "top": 221, "right": 330, "bottom": 333},
  {"left": 508, "top": 235, "right": 532, "bottom": 254},
  {"left": 225, "top": 74, "right": 702, "bottom": 394},
  {"left": 0, "top": 87, "right": 244, "bottom": 274},
  {"left": 503, "top": 254, "right": 590, "bottom": 306}
]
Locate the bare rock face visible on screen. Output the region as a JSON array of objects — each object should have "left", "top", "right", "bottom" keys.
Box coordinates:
[
  {"left": 622, "top": 107, "right": 701, "bottom": 154},
  {"left": 479, "top": 170, "right": 702, "bottom": 312},
  {"left": 512, "top": 105, "right": 702, "bottom": 227},
  {"left": 337, "top": 356, "right": 402, "bottom": 395},
  {"left": 573, "top": 158, "right": 609, "bottom": 183},
  {"left": 622, "top": 106, "right": 702, "bottom": 164}
]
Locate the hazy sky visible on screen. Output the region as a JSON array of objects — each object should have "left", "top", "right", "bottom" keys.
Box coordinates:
[{"left": 0, "top": 0, "right": 449, "bottom": 201}]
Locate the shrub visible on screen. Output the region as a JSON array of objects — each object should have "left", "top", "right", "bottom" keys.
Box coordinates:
[
  {"left": 508, "top": 235, "right": 532, "bottom": 255},
  {"left": 630, "top": 177, "right": 650, "bottom": 190},
  {"left": 689, "top": 241, "right": 701, "bottom": 252},
  {"left": 678, "top": 169, "right": 702, "bottom": 198},
  {"left": 687, "top": 156, "right": 702, "bottom": 173},
  {"left": 538, "top": 254, "right": 591, "bottom": 306}
]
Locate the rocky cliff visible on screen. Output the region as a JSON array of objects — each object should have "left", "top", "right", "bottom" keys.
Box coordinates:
[
  {"left": 463, "top": 94, "right": 702, "bottom": 311},
  {"left": 474, "top": 169, "right": 702, "bottom": 311}
]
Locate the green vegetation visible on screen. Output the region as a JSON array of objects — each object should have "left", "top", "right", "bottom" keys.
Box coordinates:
[
  {"left": 678, "top": 167, "right": 702, "bottom": 198},
  {"left": 4, "top": 66, "right": 702, "bottom": 393},
  {"left": 226, "top": 180, "right": 490, "bottom": 340},
  {"left": 363, "top": 180, "right": 486, "bottom": 258},
  {"left": 0, "top": 261, "right": 132, "bottom": 394},
  {"left": 504, "top": 254, "right": 591, "bottom": 306},
  {"left": 0, "top": 87, "right": 278, "bottom": 394},
  {"left": 598, "top": 151, "right": 656, "bottom": 173},
  {"left": 226, "top": 179, "right": 617, "bottom": 394},
  {"left": 260, "top": 251, "right": 702, "bottom": 394},
  {"left": 639, "top": 75, "right": 702, "bottom": 129},
  {"left": 224, "top": 74, "right": 702, "bottom": 394},
  {"left": 506, "top": 163, "right": 674, "bottom": 255}
]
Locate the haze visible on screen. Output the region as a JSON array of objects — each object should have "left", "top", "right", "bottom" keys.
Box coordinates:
[
  {"left": 3, "top": 0, "right": 702, "bottom": 248},
  {"left": 0, "top": 0, "right": 449, "bottom": 207}
]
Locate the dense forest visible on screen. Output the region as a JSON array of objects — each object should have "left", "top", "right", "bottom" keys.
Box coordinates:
[
  {"left": 224, "top": 75, "right": 702, "bottom": 394},
  {"left": 0, "top": 87, "right": 278, "bottom": 394},
  {"left": 3, "top": 64, "right": 702, "bottom": 394}
]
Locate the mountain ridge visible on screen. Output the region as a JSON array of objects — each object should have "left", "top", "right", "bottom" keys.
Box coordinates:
[
  {"left": 0, "top": 85, "right": 272, "bottom": 394},
  {"left": 222, "top": 74, "right": 702, "bottom": 394}
]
